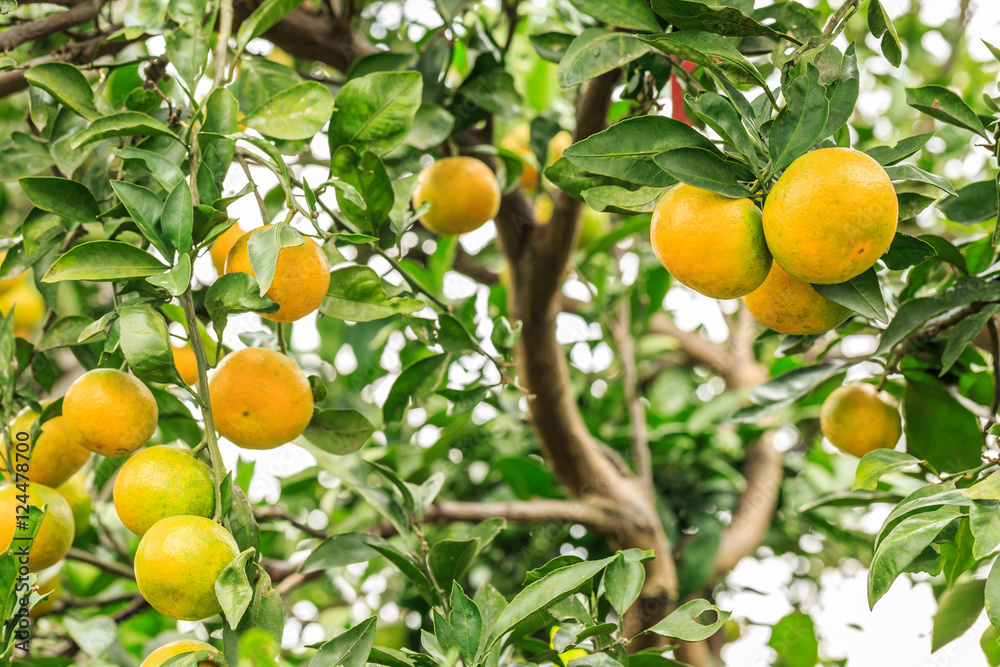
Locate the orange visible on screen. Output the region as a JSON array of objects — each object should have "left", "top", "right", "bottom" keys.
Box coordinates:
[
  {"left": 209, "top": 222, "right": 244, "bottom": 276},
  {"left": 135, "top": 515, "right": 239, "bottom": 621},
  {"left": 225, "top": 227, "right": 331, "bottom": 323},
  {"left": 0, "top": 483, "right": 74, "bottom": 571},
  {"left": 56, "top": 472, "right": 91, "bottom": 539},
  {"left": 141, "top": 639, "right": 221, "bottom": 667},
  {"left": 29, "top": 574, "right": 60, "bottom": 619},
  {"left": 8, "top": 409, "right": 90, "bottom": 488},
  {"left": 651, "top": 184, "right": 771, "bottom": 299},
  {"left": 412, "top": 157, "right": 501, "bottom": 236},
  {"left": 62, "top": 369, "right": 158, "bottom": 458},
  {"left": 0, "top": 254, "right": 26, "bottom": 295},
  {"left": 743, "top": 263, "right": 851, "bottom": 335},
  {"left": 172, "top": 344, "right": 200, "bottom": 386},
  {"left": 820, "top": 383, "right": 902, "bottom": 457},
  {"left": 0, "top": 283, "right": 46, "bottom": 335},
  {"left": 763, "top": 147, "right": 898, "bottom": 284},
  {"left": 578, "top": 207, "right": 609, "bottom": 249},
  {"left": 114, "top": 446, "right": 215, "bottom": 536},
  {"left": 209, "top": 347, "right": 313, "bottom": 449}
]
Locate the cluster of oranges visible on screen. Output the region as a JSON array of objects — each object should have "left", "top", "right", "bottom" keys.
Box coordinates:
[{"left": 651, "top": 147, "right": 899, "bottom": 335}]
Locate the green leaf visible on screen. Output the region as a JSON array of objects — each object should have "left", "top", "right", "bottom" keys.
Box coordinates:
[
  {"left": 640, "top": 31, "right": 767, "bottom": 87},
  {"left": 448, "top": 583, "right": 483, "bottom": 665},
  {"left": 409, "top": 104, "right": 455, "bottom": 150},
  {"left": 897, "top": 192, "right": 938, "bottom": 220},
  {"left": 215, "top": 548, "right": 255, "bottom": 630},
  {"left": 820, "top": 43, "right": 859, "bottom": 140},
  {"left": 906, "top": 85, "right": 988, "bottom": 138},
  {"left": 903, "top": 370, "right": 983, "bottom": 474},
  {"left": 869, "top": 507, "right": 963, "bottom": 607},
  {"left": 110, "top": 180, "right": 170, "bottom": 257},
  {"left": 112, "top": 146, "right": 186, "bottom": 191},
  {"left": 685, "top": 91, "right": 758, "bottom": 161},
  {"left": 939, "top": 179, "right": 1000, "bottom": 224},
  {"left": 563, "top": 115, "right": 721, "bottom": 187},
  {"left": 161, "top": 181, "right": 193, "bottom": 256},
  {"left": 867, "top": 0, "right": 901, "bottom": 67},
  {"left": 941, "top": 304, "right": 1000, "bottom": 374},
  {"left": 646, "top": 599, "right": 731, "bottom": 641},
  {"left": 603, "top": 552, "right": 645, "bottom": 616},
  {"left": 24, "top": 63, "right": 100, "bottom": 121},
  {"left": 167, "top": 0, "right": 207, "bottom": 27},
  {"left": 530, "top": 32, "right": 575, "bottom": 63},
  {"left": 382, "top": 352, "right": 449, "bottom": 423},
  {"left": 428, "top": 539, "right": 479, "bottom": 590},
  {"left": 234, "top": 0, "right": 307, "bottom": 56},
  {"left": 70, "top": 111, "right": 177, "bottom": 149},
  {"left": 865, "top": 132, "right": 935, "bottom": 166},
  {"left": 731, "top": 361, "right": 847, "bottom": 423},
  {"left": 328, "top": 72, "right": 422, "bottom": 156},
  {"left": 204, "top": 272, "right": 279, "bottom": 343},
  {"left": 932, "top": 579, "right": 986, "bottom": 652},
  {"left": 320, "top": 265, "right": 424, "bottom": 322},
  {"left": 302, "top": 409, "right": 375, "bottom": 455},
  {"left": 164, "top": 28, "right": 209, "bottom": 88},
  {"left": 811, "top": 268, "right": 887, "bottom": 323},
  {"left": 768, "top": 613, "right": 817, "bottom": 667},
  {"left": 246, "top": 223, "right": 303, "bottom": 294},
  {"left": 884, "top": 164, "right": 957, "bottom": 196},
  {"left": 653, "top": 147, "right": 753, "bottom": 198},
  {"left": 303, "top": 533, "right": 380, "bottom": 573},
  {"left": 853, "top": 450, "right": 922, "bottom": 491},
  {"left": 769, "top": 65, "right": 829, "bottom": 172},
  {"left": 244, "top": 81, "right": 335, "bottom": 141},
  {"left": 941, "top": 520, "right": 977, "bottom": 588},
  {"left": 310, "top": 616, "right": 377, "bottom": 667},
  {"left": 20, "top": 177, "right": 99, "bottom": 223},
  {"left": 557, "top": 28, "right": 651, "bottom": 88},
  {"left": 651, "top": 0, "right": 793, "bottom": 41},
  {"left": 0, "top": 132, "right": 53, "bottom": 181},
  {"left": 118, "top": 304, "right": 183, "bottom": 384},
  {"left": 971, "top": 500, "right": 1000, "bottom": 560},
  {"left": 42, "top": 240, "right": 168, "bottom": 282},
  {"left": 485, "top": 556, "right": 616, "bottom": 650},
  {"left": 569, "top": 0, "right": 659, "bottom": 32},
  {"left": 329, "top": 147, "right": 394, "bottom": 231},
  {"left": 364, "top": 537, "right": 439, "bottom": 604},
  {"left": 582, "top": 185, "right": 664, "bottom": 214}
]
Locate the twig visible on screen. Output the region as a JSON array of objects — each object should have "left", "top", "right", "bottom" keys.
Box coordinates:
[
  {"left": 237, "top": 153, "right": 271, "bottom": 224},
  {"left": 610, "top": 297, "right": 654, "bottom": 499},
  {"left": 212, "top": 0, "right": 234, "bottom": 89},
  {"left": 255, "top": 506, "right": 327, "bottom": 539},
  {"left": 985, "top": 316, "right": 1000, "bottom": 434},
  {"left": 66, "top": 548, "right": 135, "bottom": 579}
]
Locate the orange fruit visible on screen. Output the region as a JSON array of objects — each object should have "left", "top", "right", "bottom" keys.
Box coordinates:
[
  {"left": 743, "top": 263, "right": 851, "bottom": 335},
  {"left": 225, "top": 227, "right": 331, "bottom": 323},
  {"left": 62, "top": 369, "right": 158, "bottom": 458},
  {"left": 0, "top": 483, "right": 74, "bottom": 571},
  {"left": 114, "top": 446, "right": 215, "bottom": 536},
  {"left": 0, "top": 283, "right": 46, "bottom": 336},
  {"left": 135, "top": 515, "right": 239, "bottom": 621},
  {"left": 820, "top": 383, "right": 902, "bottom": 457},
  {"left": 0, "top": 254, "right": 26, "bottom": 295},
  {"left": 29, "top": 574, "right": 60, "bottom": 619},
  {"left": 56, "top": 472, "right": 91, "bottom": 538},
  {"left": 172, "top": 344, "right": 200, "bottom": 386},
  {"left": 209, "top": 347, "right": 313, "bottom": 449},
  {"left": 209, "top": 222, "right": 244, "bottom": 276},
  {"left": 8, "top": 409, "right": 90, "bottom": 488},
  {"left": 763, "top": 147, "right": 898, "bottom": 285},
  {"left": 651, "top": 184, "right": 771, "bottom": 299},
  {"left": 412, "top": 157, "right": 501, "bottom": 236},
  {"left": 141, "top": 639, "right": 221, "bottom": 667}
]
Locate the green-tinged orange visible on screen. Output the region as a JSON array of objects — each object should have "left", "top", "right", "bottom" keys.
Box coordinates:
[
  {"left": 651, "top": 184, "right": 771, "bottom": 299},
  {"left": 412, "top": 157, "right": 501, "bottom": 236},
  {"left": 0, "top": 283, "right": 46, "bottom": 335},
  {"left": 62, "top": 369, "right": 158, "bottom": 458},
  {"left": 0, "top": 483, "right": 74, "bottom": 571},
  {"left": 29, "top": 574, "right": 60, "bottom": 619},
  {"left": 225, "top": 227, "right": 331, "bottom": 323},
  {"left": 141, "top": 639, "right": 221, "bottom": 667},
  {"left": 135, "top": 516, "right": 239, "bottom": 621},
  {"left": 763, "top": 147, "right": 898, "bottom": 285},
  {"left": 820, "top": 383, "right": 902, "bottom": 457},
  {"left": 209, "top": 347, "right": 313, "bottom": 449},
  {"left": 743, "top": 263, "right": 852, "bottom": 335},
  {"left": 8, "top": 409, "right": 90, "bottom": 488},
  {"left": 56, "top": 472, "right": 91, "bottom": 538},
  {"left": 114, "top": 446, "right": 215, "bottom": 536}
]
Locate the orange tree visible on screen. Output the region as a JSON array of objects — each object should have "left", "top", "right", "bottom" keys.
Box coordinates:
[{"left": 0, "top": 0, "right": 999, "bottom": 665}]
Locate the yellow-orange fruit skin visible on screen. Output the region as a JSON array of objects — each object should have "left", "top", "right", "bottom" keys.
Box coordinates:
[
  {"left": 113, "top": 446, "right": 215, "bottom": 536},
  {"left": 0, "top": 483, "right": 74, "bottom": 571},
  {"left": 141, "top": 639, "right": 220, "bottom": 667},
  {"left": 209, "top": 347, "right": 314, "bottom": 449},
  {"left": 209, "top": 223, "right": 244, "bottom": 275},
  {"left": 763, "top": 147, "right": 898, "bottom": 285},
  {"left": 62, "top": 369, "right": 158, "bottom": 458},
  {"left": 412, "top": 157, "right": 501, "bottom": 236},
  {"left": 743, "top": 263, "right": 852, "bottom": 335},
  {"left": 225, "top": 228, "right": 331, "bottom": 323},
  {"left": 172, "top": 344, "right": 200, "bottom": 386},
  {"left": 56, "top": 472, "right": 91, "bottom": 538},
  {"left": 9, "top": 410, "right": 90, "bottom": 488},
  {"left": 651, "top": 184, "right": 771, "bottom": 299},
  {"left": 820, "top": 383, "right": 902, "bottom": 457}
]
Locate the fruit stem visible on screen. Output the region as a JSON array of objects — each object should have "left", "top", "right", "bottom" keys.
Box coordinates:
[{"left": 180, "top": 288, "right": 226, "bottom": 522}]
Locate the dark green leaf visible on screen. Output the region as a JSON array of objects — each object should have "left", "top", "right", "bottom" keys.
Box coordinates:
[
  {"left": 557, "top": 28, "right": 651, "bottom": 88},
  {"left": 769, "top": 65, "right": 829, "bottom": 172},
  {"left": 303, "top": 533, "right": 380, "bottom": 572},
  {"left": 70, "top": 112, "right": 176, "bottom": 149},
  {"left": 310, "top": 616, "right": 377, "bottom": 667},
  {"left": 449, "top": 583, "right": 483, "bottom": 664},
  {"left": 867, "top": 0, "right": 901, "bottom": 67},
  {"left": 881, "top": 233, "right": 936, "bottom": 270},
  {"left": 161, "top": 181, "right": 193, "bottom": 256},
  {"left": 215, "top": 548, "right": 255, "bottom": 630},
  {"left": 320, "top": 265, "right": 424, "bottom": 322},
  {"left": 865, "top": 132, "right": 935, "bottom": 166},
  {"left": 603, "top": 552, "right": 644, "bottom": 616},
  {"left": 646, "top": 599, "right": 731, "bottom": 641},
  {"left": 204, "top": 272, "right": 279, "bottom": 343},
  {"left": 853, "top": 449, "right": 922, "bottom": 491},
  {"left": 653, "top": 147, "right": 753, "bottom": 198},
  {"left": 382, "top": 352, "right": 449, "bottom": 423},
  {"left": 939, "top": 179, "right": 1000, "bottom": 224},
  {"left": 651, "top": 0, "right": 792, "bottom": 41},
  {"left": 530, "top": 32, "right": 575, "bottom": 63},
  {"left": 24, "top": 63, "right": 99, "bottom": 121},
  {"left": 42, "top": 240, "right": 168, "bottom": 282},
  {"left": 941, "top": 304, "right": 1000, "bottom": 374},
  {"left": 119, "top": 304, "right": 183, "bottom": 384},
  {"left": 245, "top": 82, "right": 335, "bottom": 141},
  {"left": 811, "top": 268, "right": 887, "bottom": 323},
  {"left": 302, "top": 409, "right": 375, "bottom": 455},
  {"left": 570, "top": 0, "right": 659, "bottom": 32},
  {"left": 329, "top": 72, "right": 422, "bottom": 156},
  {"left": 685, "top": 91, "right": 758, "bottom": 161},
  {"left": 906, "top": 86, "right": 988, "bottom": 138},
  {"left": 903, "top": 370, "right": 983, "bottom": 474},
  {"left": 20, "top": 177, "right": 99, "bottom": 223},
  {"left": 932, "top": 579, "right": 986, "bottom": 652},
  {"left": 640, "top": 31, "right": 767, "bottom": 87},
  {"left": 884, "top": 164, "right": 957, "bottom": 196},
  {"left": 731, "top": 361, "right": 847, "bottom": 423},
  {"left": 235, "top": 0, "right": 307, "bottom": 55},
  {"left": 329, "top": 146, "right": 393, "bottom": 231},
  {"left": 768, "top": 613, "right": 817, "bottom": 667}
]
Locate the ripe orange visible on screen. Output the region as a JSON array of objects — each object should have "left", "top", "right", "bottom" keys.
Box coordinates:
[
  {"left": 0, "top": 253, "right": 26, "bottom": 294},
  {"left": 135, "top": 515, "right": 239, "bottom": 621},
  {"left": 141, "top": 639, "right": 221, "bottom": 667},
  {"left": 56, "top": 472, "right": 91, "bottom": 539},
  {"left": 209, "top": 222, "right": 245, "bottom": 276},
  {"left": 820, "top": 383, "right": 902, "bottom": 457},
  {"left": 651, "top": 184, "right": 771, "bottom": 299},
  {"left": 62, "top": 369, "right": 158, "bottom": 458},
  {"left": 209, "top": 347, "right": 314, "bottom": 449},
  {"left": 412, "top": 157, "right": 501, "bottom": 236},
  {"left": 763, "top": 148, "right": 898, "bottom": 284},
  {"left": 8, "top": 409, "right": 90, "bottom": 488},
  {"left": 0, "top": 283, "right": 46, "bottom": 336},
  {"left": 172, "top": 343, "right": 200, "bottom": 386},
  {"left": 225, "top": 227, "right": 331, "bottom": 323},
  {"left": 743, "top": 263, "right": 851, "bottom": 335},
  {"left": 114, "top": 446, "right": 215, "bottom": 536},
  {"left": 0, "top": 483, "right": 74, "bottom": 571}
]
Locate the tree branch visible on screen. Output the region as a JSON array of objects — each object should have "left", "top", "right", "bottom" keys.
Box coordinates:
[
  {"left": 0, "top": 0, "right": 104, "bottom": 53},
  {"left": 66, "top": 547, "right": 135, "bottom": 579},
  {"left": 611, "top": 297, "right": 653, "bottom": 498},
  {"left": 425, "top": 499, "right": 622, "bottom": 533}
]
